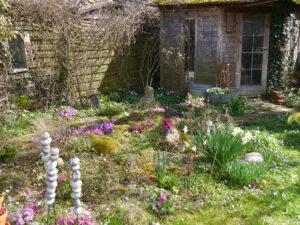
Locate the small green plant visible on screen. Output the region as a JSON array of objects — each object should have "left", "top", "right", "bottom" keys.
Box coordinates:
[
  {"left": 97, "top": 104, "right": 125, "bottom": 119},
  {"left": 145, "top": 188, "right": 181, "bottom": 215},
  {"left": 65, "top": 137, "right": 89, "bottom": 153},
  {"left": 161, "top": 174, "right": 180, "bottom": 190},
  {"left": 225, "top": 160, "right": 267, "bottom": 187},
  {"left": 207, "top": 87, "right": 233, "bottom": 95},
  {"left": 194, "top": 124, "right": 247, "bottom": 167},
  {"left": 154, "top": 151, "right": 169, "bottom": 187},
  {"left": 0, "top": 144, "right": 19, "bottom": 163},
  {"left": 14, "top": 95, "right": 31, "bottom": 110}
]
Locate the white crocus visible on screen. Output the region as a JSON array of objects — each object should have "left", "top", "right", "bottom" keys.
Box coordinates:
[
  {"left": 232, "top": 127, "right": 243, "bottom": 136},
  {"left": 183, "top": 126, "right": 189, "bottom": 134},
  {"left": 207, "top": 120, "right": 213, "bottom": 127},
  {"left": 242, "top": 131, "right": 253, "bottom": 144}
]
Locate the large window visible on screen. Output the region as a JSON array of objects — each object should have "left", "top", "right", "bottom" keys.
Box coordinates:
[
  {"left": 9, "top": 35, "right": 27, "bottom": 69},
  {"left": 241, "top": 17, "right": 265, "bottom": 85}
]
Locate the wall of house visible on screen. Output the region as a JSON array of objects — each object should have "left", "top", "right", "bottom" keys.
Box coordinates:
[
  {"left": 160, "top": 8, "right": 234, "bottom": 93},
  {"left": 5, "top": 21, "right": 144, "bottom": 100}
]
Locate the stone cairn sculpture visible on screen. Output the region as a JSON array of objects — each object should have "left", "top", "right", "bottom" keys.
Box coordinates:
[
  {"left": 141, "top": 86, "right": 155, "bottom": 109},
  {"left": 40, "top": 132, "right": 58, "bottom": 225},
  {"left": 70, "top": 158, "right": 82, "bottom": 222}
]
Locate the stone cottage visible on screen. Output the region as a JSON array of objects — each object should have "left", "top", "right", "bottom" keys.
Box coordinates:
[{"left": 157, "top": 0, "right": 300, "bottom": 95}]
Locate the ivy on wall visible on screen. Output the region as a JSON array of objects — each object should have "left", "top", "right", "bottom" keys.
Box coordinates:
[{"left": 268, "top": 9, "right": 298, "bottom": 91}]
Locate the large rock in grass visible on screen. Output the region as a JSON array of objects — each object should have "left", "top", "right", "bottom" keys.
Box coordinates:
[
  {"left": 164, "top": 127, "right": 190, "bottom": 153},
  {"left": 244, "top": 152, "right": 264, "bottom": 162},
  {"left": 86, "top": 134, "right": 121, "bottom": 155}
]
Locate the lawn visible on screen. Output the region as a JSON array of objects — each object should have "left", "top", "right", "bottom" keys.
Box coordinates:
[{"left": 0, "top": 89, "right": 299, "bottom": 225}]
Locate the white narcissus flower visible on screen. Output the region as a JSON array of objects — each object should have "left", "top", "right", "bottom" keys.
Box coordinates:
[
  {"left": 232, "top": 127, "right": 243, "bottom": 136},
  {"left": 207, "top": 120, "right": 213, "bottom": 127},
  {"left": 191, "top": 146, "right": 197, "bottom": 152},
  {"left": 183, "top": 126, "right": 188, "bottom": 134},
  {"left": 242, "top": 131, "right": 253, "bottom": 144}
]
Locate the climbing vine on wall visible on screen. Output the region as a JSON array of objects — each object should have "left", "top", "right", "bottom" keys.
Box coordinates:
[{"left": 268, "top": 9, "right": 298, "bottom": 91}]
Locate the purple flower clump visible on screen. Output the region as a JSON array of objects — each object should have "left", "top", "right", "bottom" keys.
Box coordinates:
[
  {"left": 57, "top": 107, "right": 77, "bottom": 118},
  {"left": 56, "top": 214, "right": 98, "bottom": 225},
  {"left": 160, "top": 119, "right": 174, "bottom": 133}
]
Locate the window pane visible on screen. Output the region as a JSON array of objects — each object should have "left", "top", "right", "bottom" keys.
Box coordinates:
[
  {"left": 9, "top": 35, "right": 27, "bottom": 69},
  {"left": 243, "top": 18, "right": 254, "bottom": 35},
  {"left": 242, "top": 36, "right": 253, "bottom": 52},
  {"left": 241, "top": 70, "right": 251, "bottom": 85},
  {"left": 255, "top": 18, "right": 264, "bottom": 36},
  {"left": 253, "top": 53, "right": 263, "bottom": 69},
  {"left": 253, "top": 36, "right": 264, "bottom": 52},
  {"left": 252, "top": 70, "right": 262, "bottom": 84},
  {"left": 242, "top": 53, "right": 252, "bottom": 69}
]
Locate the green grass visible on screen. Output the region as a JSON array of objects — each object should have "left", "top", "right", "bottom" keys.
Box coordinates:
[{"left": 1, "top": 100, "right": 299, "bottom": 225}]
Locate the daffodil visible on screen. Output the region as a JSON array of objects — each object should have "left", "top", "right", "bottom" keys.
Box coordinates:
[{"left": 183, "top": 126, "right": 189, "bottom": 134}]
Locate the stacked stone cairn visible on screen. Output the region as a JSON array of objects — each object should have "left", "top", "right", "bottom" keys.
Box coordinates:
[
  {"left": 70, "top": 158, "right": 83, "bottom": 216},
  {"left": 40, "top": 132, "right": 59, "bottom": 206}
]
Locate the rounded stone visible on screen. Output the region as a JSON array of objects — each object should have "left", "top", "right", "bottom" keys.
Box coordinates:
[
  {"left": 72, "top": 171, "right": 81, "bottom": 180},
  {"left": 45, "top": 161, "right": 57, "bottom": 170},
  {"left": 40, "top": 132, "right": 50, "bottom": 139},
  {"left": 244, "top": 152, "right": 264, "bottom": 162},
  {"left": 46, "top": 187, "right": 57, "bottom": 194},
  {"left": 71, "top": 165, "right": 80, "bottom": 171},
  {"left": 72, "top": 187, "right": 82, "bottom": 194},
  {"left": 49, "top": 155, "right": 59, "bottom": 161},
  {"left": 71, "top": 158, "right": 80, "bottom": 166},
  {"left": 46, "top": 180, "right": 57, "bottom": 188},
  {"left": 46, "top": 174, "right": 58, "bottom": 182},
  {"left": 48, "top": 168, "right": 58, "bottom": 176},
  {"left": 44, "top": 198, "right": 54, "bottom": 205},
  {"left": 45, "top": 192, "right": 56, "bottom": 199},
  {"left": 51, "top": 148, "right": 59, "bottom": 155},
  {"left": 57, "top": 158, "right": 64, "bottom": 167},
  {"left": 41, "top": 138, "right": 52, "bottom": 146},
  {"left": 70, "top": 180, "right": 82, "bottom": 189},
  {"left": 71, "top": 192, "right": 81, "bottom": 199},
  {"left": 74, "top": 207, "right": 82, "bottom": 215},
  {"left": 42, "top": 154, "right": 50, "bottom": 162}
]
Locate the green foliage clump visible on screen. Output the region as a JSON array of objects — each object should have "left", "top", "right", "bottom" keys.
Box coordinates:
[
  {"left": 97, "top": 104, "right": 125, "bottom": 119},
  {"left": 229, "top": 96, "right": 256, "bottom": 116},
  {"left": 225, "top": 160, "right": 267, "bottom": 187},
  {"left": 86, "top": 134, "right": 122, "bottom": 155},
  {"left": 194, "top": 124, "right": 244, "bottom": 167},
  {"left": 268, "top": 9, "right": 297, "bottom": 90},
  {"left": 129, "top": 111, "right": 144, "bottom": 121},
  {"left": 65, "top": 137, "right": 89, "bottom": 153},
  {"left": 161, "top": 174, "right": 180, "bottom": 190},
  {"left": 154, "top": 151, "right": 169, "bottom": 187},
  {"left": 0, "top": 144, "right": 19, "bottom": 163},
  {"left": 207, "top": 87, "right": 233, "bottom": 95},
  {"left": 14, "top": 95, "right": 32, "bottom": 111}
]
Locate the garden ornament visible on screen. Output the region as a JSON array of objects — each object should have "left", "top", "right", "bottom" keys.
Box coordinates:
[
  {"left": 70, "top": 158, "right": 83, "bottom": 224},
  {"left": 40, "top": 133, "right": 58, "bottom": 225}
]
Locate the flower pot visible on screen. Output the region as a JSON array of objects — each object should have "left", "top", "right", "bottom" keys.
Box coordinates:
[
  {"left": 207, "top": 88, "right": 240, "bottom": 104},
  {"left": 186, "top": 83, "right": 214, "bottom": 98},
  {"left": 5, "top": 223, "right": 10, "bottom": 225},
  {"left": 270, "top": 91, "right": 284, "bottom": 105},
  {"left": 0, "top": 195, "right": 4, "bottom": 208},
  {"left": 0, "top": 207, "right": 8, "bottom": 225}
]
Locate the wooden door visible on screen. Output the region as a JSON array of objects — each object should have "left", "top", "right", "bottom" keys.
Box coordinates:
[
  {"left": 194, "top": 11, "right": 219, "bottom": 85},
  {"left": 238, "top": 14, "right": 270, "bottom": 95}
]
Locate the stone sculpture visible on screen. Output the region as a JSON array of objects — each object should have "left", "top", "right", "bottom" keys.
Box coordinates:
[{"left": 70, "top": 158, "right": 83, "bottom": 215}]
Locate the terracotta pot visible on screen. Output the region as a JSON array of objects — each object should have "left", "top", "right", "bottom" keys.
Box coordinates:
[
  {"left": 270, "top": 90, "right": 281, "bottom": 97},
  {"left": 0, "top": 207, "right": 8, "bottom": 225},
  {"left": 5, "top": 223, "right": 10, "bottom": 225},
  {"left": 0, "top": 195, "right": 4, "bottom": 208}
]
